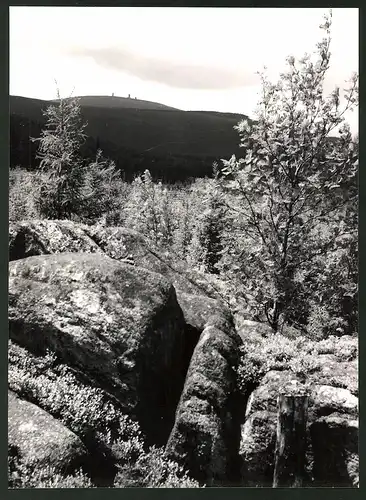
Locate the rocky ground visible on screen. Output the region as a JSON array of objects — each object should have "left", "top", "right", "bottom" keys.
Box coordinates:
[{"left": 8, "top": 219, "right": 359, "bottom": 488}]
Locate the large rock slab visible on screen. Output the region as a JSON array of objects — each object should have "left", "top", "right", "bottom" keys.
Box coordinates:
[
  {"left": 9, "top": 220, "right": 222, "bottom": 324},
  {"left": 8, "top": 252, "right": 186, "bottom": 442},
  {"left": 239, "top": 369, "right": 359, "bottom": 487},
  {"left": 166, "top": 313, "right": 242, "bottom": 485},
  {"left": 9, "top": 220, "right": 212, "bottom": 296},
  {"left": 8, "top": 390, "right": 88, "bottom": 473},
  {"left": 9, "top": 220, "right": 101, "bottom": 261}
]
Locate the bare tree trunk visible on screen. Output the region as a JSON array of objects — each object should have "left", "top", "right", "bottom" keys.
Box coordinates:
[{"left": 273, "top": 394, "right": 308, "bottom": 488}]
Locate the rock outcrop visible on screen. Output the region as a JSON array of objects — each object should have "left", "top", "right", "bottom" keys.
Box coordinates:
[
  {"left": 166, "top": 311, "right": 242, "bottom": 485},
  {"left": 9, "top": 220, "right": 102, "bottom": 261},
  {"left": 310, "top": 413, "right": 359, "bottom": 487},
  {"left": 9, "top": 252, "right": 186, "bottom": 443},
  {"left": 8, "top": 221, "right": 359, "bottom": 488},
  {"left": 9, "top": 220, "right": 214, "bottom": 298},
  {"left": 239, "top": 368, "right": 359, "bottom": 487},
  {"left": 8, "top": 390, "right": 89, "bottom": 473}
]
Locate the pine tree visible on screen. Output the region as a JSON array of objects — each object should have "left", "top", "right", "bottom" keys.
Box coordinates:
[
  {"left": 82, "top": 148, "right": 121, "bottom": 225},
  {"left": 32, "top": 89, "right": 87, "bottom": 219}
]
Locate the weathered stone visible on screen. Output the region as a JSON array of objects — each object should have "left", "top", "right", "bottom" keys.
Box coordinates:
[
  {"left": 8, "top": 390, "right": 88, "bottom": 473},
  {"left": 166, "top": 319, "right": 242, "bottom": 485},
  {"left": 309, "top": 385, "right": 358, "bottom": 419},
  {"left": 176, "top": 292, "right": 228, "bottom": 333},
  {"left": 240, "top": 411, "right": 277, "bottom": 487},
  {"left": 235, "top": 318, "right": 273, "bottom": 343},
  {"left": 9, "top": 252, "right": 186, "bottom": 443},
  {"left": 9, "top": 219, "right": 218, "bottom": 300},
  {"left": 239, "top": 368, "right": 359, "bottom": 487},
  {"left": 310, "top": 413, "right": 358, "bottom": 487},
  {"left": 9, "top": 220, "right": 101, "bottom": 261}
]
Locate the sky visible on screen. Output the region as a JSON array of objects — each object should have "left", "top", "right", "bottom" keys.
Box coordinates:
[{"left": 10, "top": 7, "right": 359, "bottom": 133}]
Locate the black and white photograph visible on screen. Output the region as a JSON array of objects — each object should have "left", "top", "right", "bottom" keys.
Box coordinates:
[{"left": 8, "top": 6, "right": 358, "bottom": 488}]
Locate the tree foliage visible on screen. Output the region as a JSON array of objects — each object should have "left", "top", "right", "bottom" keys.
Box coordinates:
[
  {"left": 218, "top": 10, "right": 358, "bottom": 334},
  {"left": 124, "top": 170, "right": 175, "bottom": 246},
  {"left": 32, "top": 89, "right": 87, "bottom": 219},
  {"left": 82, "top": 149, "right": 123, "bottom": 225},
  {"left": 32, "top": 89, "right": 122, "bottom": 223}
]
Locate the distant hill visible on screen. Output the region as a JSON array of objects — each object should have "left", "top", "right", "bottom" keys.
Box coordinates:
[
  {"left": 10, "top": 95, "right": 247, "bottom": 182},
  {"left": 53, "top": 95, "right": 179, "bottom": 111}
]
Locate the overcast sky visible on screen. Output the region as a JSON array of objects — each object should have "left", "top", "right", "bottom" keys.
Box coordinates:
[{"left": 10, "top": 7, "right": 358, "bottom": 133}]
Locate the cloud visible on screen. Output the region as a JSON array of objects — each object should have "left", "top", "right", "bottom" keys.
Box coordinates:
[{"left": 67, "top": 46, "right": 258, "bottom": 90}]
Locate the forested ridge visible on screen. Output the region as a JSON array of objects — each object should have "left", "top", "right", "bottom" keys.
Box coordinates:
[{"left": 10, "top": 95, "right": 244, "bottom": 182}]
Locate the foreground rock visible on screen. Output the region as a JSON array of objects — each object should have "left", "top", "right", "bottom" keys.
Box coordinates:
[
  {"left": 9, "top": 220, "right": 214, "bottom": 297},
  {"left": 8, "top": 390, "right": 88, "bottom": 473},
  {"left": 9, "top": 252, "right": 186, "bottom": 443},
  {"left": 239, "top": 369, "right": 359, "bottom": 487},
  {"left": 166, "top": 312, "right": 242, "bottom": 485},
  {"left": 310, "top": 413, "right": 359, "bottom": 487},
  {"left": 8, "top": 220, "right": 224, "bottom": 372}
]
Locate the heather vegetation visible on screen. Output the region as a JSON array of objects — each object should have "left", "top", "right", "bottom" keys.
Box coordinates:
[
  {"left": 8, "top": 11, "right": 358, "bottom": 488},
  {"left": 8, "top": 341, "right": 200, "bottom": 488}
]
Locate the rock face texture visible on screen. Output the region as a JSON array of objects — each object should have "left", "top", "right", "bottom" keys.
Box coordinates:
[
  {"left": 9, "top": 220, "right": 213, "bottom": 298},
  {"left": 177, "top": 292, "right": 228, "bottom": 333},
  {"left": 166, "top": 312, "right": 243, "bottom": 485},
  {"left": 310, "top": 413, "right": 358, "bottom": 487},
  {"left": 9, "top": 252, "right": 186, "bottom": 443},
  {"left": 235, "top": 318, "right": 273, "bottom": 343},
  {"left": 9, "top": 220, "right": 102, "bottom": 262},
  {"left": 239, "top": 368, "right": 359, "bottom": 487},
  {"left": 8, "top": 390, "right": 88, "bottom": 473},
  {"left": 8, "top": 221, "right": 359, "bottom": 488}
]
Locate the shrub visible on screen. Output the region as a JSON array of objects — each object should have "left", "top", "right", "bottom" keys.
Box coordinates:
[
  {"left": 9, "top": 168, "right": 42, "bottom": 222},
  {"left": 8, "top": 450, "right": 93, "bottom": 489},
  {"left": 8, "top": 341, "right": 200, "bottom": 488},
  {"left": 8, "top": 341, "right": 141, "bottom": 448},
  {"left": 81, "top": 149, "right": 125, "bottom": 225},
  {"left": 114, "top": 446, "right": 201, "bottom": 488},
  {"left": 238, "top": 334, "right": 315, "bottom": 391},
  {"left": 123, "top": 170, "right": 176, "bottom": 247},
  {"left": 237, "top": 331, "right": 358, "bottom": 393},
  {"left": 314, "top": 335, "right": 358, "bottom": 361}
]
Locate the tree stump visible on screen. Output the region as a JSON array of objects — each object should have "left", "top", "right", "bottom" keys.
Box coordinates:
[{"left": 273, "top": 394, "right": 309, "bottom": 488}]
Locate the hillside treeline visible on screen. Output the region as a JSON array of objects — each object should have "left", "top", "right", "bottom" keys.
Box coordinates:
[{"left": 10, "top": 96, "right": 243, "bottom": 182}]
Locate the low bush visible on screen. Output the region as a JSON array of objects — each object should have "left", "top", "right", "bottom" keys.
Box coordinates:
[
  {"left": 8, "top": 341, "right": 140, "bottom": 448},
  {"left": 8, "top": 341, "right": 200, "bottom": 488},
  {"left": 8, "top": 447, "right": 93, "bottom": 489},
  {"left": 9, "top": 168, "right": 42, "bottom": 222},
  {"left": 237, "top": 333, "right": 358, "bottom": 393},
  {"left": 114, "top": 446, "right": 201, "bottom": 488}
]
